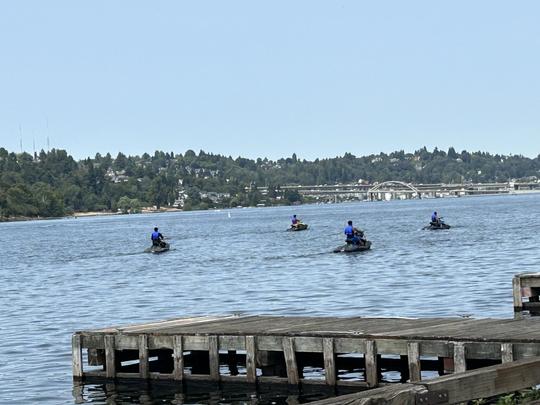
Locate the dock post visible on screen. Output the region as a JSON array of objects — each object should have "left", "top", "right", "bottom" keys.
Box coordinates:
[
  {"left": 282, "top": 337, "right": 299, "bottom": 385},
  {"left": 139, "top": 335, "right": 149, "bottom": 379},
  {"left": 72, "top": 334, "right": 83, "bottom": 379},
  {"left": 513, "top": 275, "right": 523, "bottom": 317},
  {"left": 173, "top": 336, "right": 184, "bottom": 380},
  {"left": 104, "top": 335, "right": 116, "bottom": 378},
  {"left": 501, "top": 343, "right": 514, "bottom": 363},
  {"left": 453, "top": 342, "right": 466, "bottom": 373},
  {"left": 208, "top": 335, "right": 220, "bottom": 381},
  {"left": 407, "top": 342, "right": 421, "bottom": 382},
  {"left": 323, "top": 338, "right": 336, "bottom": 386},
  {"left": 245, "top": 336, "right": 257, "bottom": 383},
  {"left": 365, "top": 340, "right": 378, "bottom": 387}
]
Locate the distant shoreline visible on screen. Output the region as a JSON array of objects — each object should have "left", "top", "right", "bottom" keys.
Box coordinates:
[
  {"left": 1, "top": 191, "right": 539, "bottom": 224},
  {"left": 0, "top": 207, "right": 183, "bottom": 223}
]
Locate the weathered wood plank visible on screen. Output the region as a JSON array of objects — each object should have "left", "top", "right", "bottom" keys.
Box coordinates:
[
  {"left": 307, "top": 383, "right": 424, "bottom": 405},
  {"left": 365, "top": 340, "right": 378, "bottom": 387},
  {"left": 501, "top": 343, "right": 514, "bottom": 363},
  {"left": 173, "top": 335, "right": 184, "bottom": 380},
  {"left": 453, "top": 342, "right": 466, "bottom": 373},
  {"left": 219, "top": 335, "right": 245, "bottom": 351},
  {"left": 72, "top": 334, "right": 83, "bottom": 378},
  {"left": 138, "top": 335, "right": 149, "bottom": 379},
  {"left": 417, "top": 356, "right": 540, "bottom": 404},
  {"left": 208, "top": 335, "right": 219, "bottom": 381},
  {"left": 183, "top": 335, "right": 209, "bottom": 351},
  {"left": 282, "top": 337, "right": 299, "bottom": 385},
  {"left": 513, "top": 275, "right": 523, "bottom": 312},
  {"left": 407, "top": 342, "right": 421, "bottom": 382},
  {"left": 245, "top": 335, "right": 257, "bottom": 383},
  {"left": 323, "top": 338, "right": 336, "bottom": 386},
  {"left": 104, "top": 335, "right": 116, "bottom": 378}
]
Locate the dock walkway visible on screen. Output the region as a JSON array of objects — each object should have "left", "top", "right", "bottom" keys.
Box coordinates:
[{"left": 73, "top": 314, "right": 540, "bottom": 389}]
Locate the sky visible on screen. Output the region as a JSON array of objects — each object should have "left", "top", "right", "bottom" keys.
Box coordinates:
[{"left": 0, "top": 1, "right": 539, "bottom": 160}]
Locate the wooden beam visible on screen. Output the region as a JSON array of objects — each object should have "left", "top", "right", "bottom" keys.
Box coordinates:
[
  {"left": 407, "top": 342, "right": 421, "bottom": 382},
  {"left": 104, "top": 335, "right": 116, "bottom": 378},
  {"left": 365, "top": 340, "right": 378, "bottom": 387},
  {"left": 513, "top": 275, "right": 523, "bottom": 313},
  {"left": 245, "top": 335, "right": 257, "bottom": 383},
  {"left": 418, "top": 356, "right": 540, "bottom": 404},
  {"left": 138, "top": 334, "right": 149, "bottom": 378},
  {"left": 72, "top": 334, "right": 83, "bottom": 378},
  {"left": 173, "top": 335, "right": 184, "bottom": 380},
  {"left": 208, "top": 335, "right": 219, "bottom": 381},
  {"left": 306, "top": 384, "right": 424, "bottom": 405},
  {"left": 282, "top": 337, "right": 299, "bottom": 385},
  {"left": 453, "top": 342, "right": 466, "bottom": 373},
  {"left": 323, "top": 338, "right": 336, "bottom": 386}
]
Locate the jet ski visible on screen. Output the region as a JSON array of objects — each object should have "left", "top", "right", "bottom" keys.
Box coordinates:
[
  {"left": 333, "top": 240, "right": 372, "bottom": 253},
  {"left": 423, "top": 221, "right": 451, "bottom": 230},
  {"left": 145, "top": 242, "right": 170, "bottom": 253},
  {"left": 287, "top": 223, "right": 308, "bottom": 231}
]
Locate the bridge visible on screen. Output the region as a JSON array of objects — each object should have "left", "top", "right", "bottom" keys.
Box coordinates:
[{"left": 259, "top": 181, "right": 539, "bottom": 202}]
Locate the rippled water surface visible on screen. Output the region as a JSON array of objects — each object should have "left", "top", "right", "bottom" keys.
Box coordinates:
[{"left": 1, "top": 194, "right": 540, "bottom": 404}]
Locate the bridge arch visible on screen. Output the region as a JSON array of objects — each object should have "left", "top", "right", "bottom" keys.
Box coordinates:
[{"left": 368, "top": 181, "right": 421, "bottom": 200}]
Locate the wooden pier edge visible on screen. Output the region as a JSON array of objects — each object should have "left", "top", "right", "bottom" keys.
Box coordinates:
[{"left": 309, "top": 355, "right": 540, "bottom": 405}]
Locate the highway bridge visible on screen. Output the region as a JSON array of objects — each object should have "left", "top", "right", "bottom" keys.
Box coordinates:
[{"left": 261, "top": 181, "right": 539, "bottom": 202}]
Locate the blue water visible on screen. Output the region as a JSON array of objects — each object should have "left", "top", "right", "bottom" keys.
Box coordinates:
[{"left": 1, "top": 194, "right": 539, "bottom": 404}]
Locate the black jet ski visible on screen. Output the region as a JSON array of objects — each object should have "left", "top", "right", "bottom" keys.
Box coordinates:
[
  {"left": 145, "top": 242, "right": 170, "bottom": 253},
  {"left": 333, "top": 240, "right": 372, "bottom": 253},
  {"left": 287, "top": 223, "right": 308, "bottom": 231},
  {"left": 423, "top": 221, "right": 451, "bottom": 230}
]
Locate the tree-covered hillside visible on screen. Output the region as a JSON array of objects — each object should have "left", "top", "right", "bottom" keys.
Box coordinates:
[{"left": 0, "top": 146, "right": 539, "bottom": 219}]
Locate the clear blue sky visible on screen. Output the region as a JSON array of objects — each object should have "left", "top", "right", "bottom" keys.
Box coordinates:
[{"left": 0, "top": 1, "right": 538, "bottom": 160}]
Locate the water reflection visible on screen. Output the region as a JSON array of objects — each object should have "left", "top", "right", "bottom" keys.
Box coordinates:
[{"left": 73, "top": 380, "right": 341, "bottom": 404}]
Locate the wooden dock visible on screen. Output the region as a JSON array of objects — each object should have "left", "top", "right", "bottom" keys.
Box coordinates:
[
  {"left": 73, "top": 273, "right": 540, "bottom": 403},
  {"left": 73, "top": 314, "right": 540, "bottom": 387}
]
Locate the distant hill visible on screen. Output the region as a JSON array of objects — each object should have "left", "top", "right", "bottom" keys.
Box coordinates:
[{"left": 1, "top": 146, "right": 538, "bottom": 219}]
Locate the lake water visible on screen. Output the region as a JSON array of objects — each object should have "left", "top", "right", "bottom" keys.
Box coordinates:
[{"left": 1, "top": 194, "right": 539, "bottom": 404}]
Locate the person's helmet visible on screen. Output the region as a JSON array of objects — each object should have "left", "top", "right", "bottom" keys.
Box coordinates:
[
  {"left": 434, "top": 212, "right": 437, "bottom": 215},
  {"left": 348, "top": 220, "right": 353, "bottom": 225},
  {"left": 293, "top": 214, "right": 296, "bottom": 218},
  {"left": 154, "top": 227, "right": 158, "bottom": 231}
]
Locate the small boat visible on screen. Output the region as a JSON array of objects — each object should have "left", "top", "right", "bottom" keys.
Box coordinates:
[
  {"left": 144, "top": 242, "right": 170, "bottom": 253},
  {"left": 423, "top": 222, "right": 451, "bottom": 230},
  {"left": 333, "top": 240, "right": 372, "bottom": 253},
  {"left": 287, "top": 223, "right": 308, "bottom": 231}
]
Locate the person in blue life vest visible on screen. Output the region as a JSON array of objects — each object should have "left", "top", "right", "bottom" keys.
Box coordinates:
[
  {"left": 344, "top": 220, "right": 365, "bottom": 245},
  {"left": 151, "top": 227, "right": 165, "bottom": 247},
  {"left": 291, "top": 214, "right": 302, "bottom": 229},
  {"left": 431, "top": 211, "right": 440, "bottom": 226}
]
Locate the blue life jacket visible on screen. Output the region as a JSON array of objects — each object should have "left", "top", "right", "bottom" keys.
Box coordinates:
[
  {"left": 292, "top": 217, "right": 298, "bottom": 224},
  {"left": 151, "top": 231, "right": 161, "bottom": 240},
  {"left": 431, "top": 214, "right": 438, "bottom": 222},
  {"left": 344, "top": 225, "right": 354, "bottom": 238}
]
